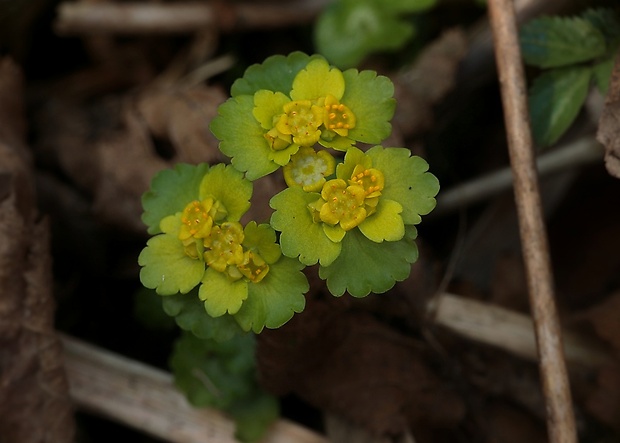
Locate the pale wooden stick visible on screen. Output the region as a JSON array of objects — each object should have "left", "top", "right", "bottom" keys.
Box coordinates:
[
  {"left": 433, "top": 136, "right": 603, "bottom": 216},
  {"left": 61, "top": 334, "right": 327, "bottom": 443},
  {"left": 55, "top": 1, "right": 332, "bottom": 35},
  {"left": 432, "top": 293, "right": 609, "bottom": 369},
  {"left": 487, "top": 1, "right": 578, "bottom": 442}
]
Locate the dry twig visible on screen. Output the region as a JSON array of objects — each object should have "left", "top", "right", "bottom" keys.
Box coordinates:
[
  {"left": 61, "top": 335, "right": 327, "bottom": 443},
  {"left": 55, "top": 0, "right": 332, "bottom": 35},
  {"left": 487, "top": 0, "right": 577, "bottom": 442}
]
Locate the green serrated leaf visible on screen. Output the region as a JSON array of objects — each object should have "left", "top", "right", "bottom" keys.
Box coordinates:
[
  {"left": 366, "top": 146, "right": 439, "bottom": 224},
  {"left": 314, "top": 0, "right": 415, "bottom": 68},
  {"left": 319, "top": 226, "right": 418, "bottom": 297},
  {"left": 141, "top": 163, "right": 210, "bottom": 235},
  {"left": 138, "top": 215, "right": 206, "bottom": 295},
  {"left": 234, "top": 257, "right": 307, "bottom": 333},
  {"left": 528, "top": 65, "right": 592, "bottom": 147},
  {"left": 170, "top": 332, "right": 257, "bottom": 410},
  {"left": 162, "top": 291, "right": 244, "bottom": 342},
  {"left": 231, "top": 52, "right": 320, "bottom": 97},
  {"left": 269, "top": 187, "right": 342, "bottom": 266},
  {"left": 210, "top": 95, "right": 280, "bottom": 180},
  {"left": 520, "top": 16, "right": 606, "bottom": 68},
  {"left": 199, "top": 268, "right": 249, "bottom": 317},
  {"left": 593, "top": 55, "right": 615, "bottom": 96},
  {"left": 342, "top": 69, "right": 396, "bottom": 144},
  {"left": 582, "top": 8, "right": 620, "bottom": 46}
]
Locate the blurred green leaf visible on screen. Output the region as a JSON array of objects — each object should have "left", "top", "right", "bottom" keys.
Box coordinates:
[
  {"left": 593, "top": 55, "right": 615, "bottom": 96},
  {"left": 162, "top": 291, "right": 244, "bottom": 342},
  {"left": 230, "top": 394, "right": 280, "bottom": 443},
  {"left": 170, "top": 332, "right": 257, "bottom": 410},
  {"left": 314, "top": 0, "right": 421, "bottom": 69},
  {"left": 133, "top": 287, "right": 177, "bottom": 332},
  {"left": 528, "top": 65, "right": 592, "bottom": 147},
  {"left": 520, "top": 16, "right": 606, "bottom": 68}
]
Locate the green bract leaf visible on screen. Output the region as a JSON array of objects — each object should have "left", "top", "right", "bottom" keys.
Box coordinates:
[
  {"left": 170, "top": 332, "right": 257, "bottom": 410},
  {"left": 366, "top": 146, "right": 439, "bottom": 224},
  {"left": 342, "top": 69, "right": 395, "bottom": 144},
  {"left": 319, "top": 226, "right": 419, "bottom": 297},
  {"left": 520, "top": 16, "right": 606, "bottom": 68},
  {"left": 199, "top": 268, "right": 249, "bottom": 317},
  {"left": 314, "top": 0, "right": 416, "bottom": 69},
  {"left": 358, "top": 199, "right": 404, "bottom": 242},
  {"left": 270, "top": 187, "right": 341, "bottom": 266},
  {"left": 231, "top": 52, "right": 320, "bottom": 97},
  {"left": 142, "top": 163, "right": 210, "bottom": 235},
  {"left": 162, "top": 291, "right": 244, "bottom": 342},
  {"left": 242, "top": 222, "right": 282, "bottom": 264},
  {"left": 291, "top": 58, "right": 345, "bottom": 102},
  {"left": 138, "top": 214, "right": 205, "bottom": 295},
  {"left": 234, "top": 257, "right": 307, "bottom": 333},
  {"left": 528, "top": 66, "right": 592, "bottom": 148},
  {"left": 199, "top": 163, "right": 252, "bottom": 221},
  {"left": 210, "top": 95, "right": 280, "bottom": 180}
]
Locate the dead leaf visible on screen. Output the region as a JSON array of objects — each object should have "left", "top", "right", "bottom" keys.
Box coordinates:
[
  {"left": 597, "top": 51, "right": 620, "bottom": 179},
  {"left": 136, "top": 86, "right": 226, "bottom": 164},
  {"left": 0, "top": 57, "right": 75, "bottom": 443},
  {"left": 392, "top": 28, "right": 468, "bottom": 138}
]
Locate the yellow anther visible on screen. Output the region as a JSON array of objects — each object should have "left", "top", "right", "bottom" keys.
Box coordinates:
[{"left": 329, "top": 112, "right": 336, "bottom": 120}]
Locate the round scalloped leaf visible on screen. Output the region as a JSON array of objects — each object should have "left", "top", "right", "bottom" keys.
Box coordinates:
[
  {"left": 170, "top": 332, "right": 257, "bottom": 410},
  {"left": 269, "top": 187, "right": 341, "bottom": 266},
  {"left": 199, "top": 268, "right": 249, "bottom": 317},
  {"left": 242, "top": 221, "right": 281, "bottom": 264},
  {"left": 142, "top": 163, "right": 210, "bottom": 235},
  {"left": 138, "top": 215, "right": 206, "bottom": 295},
  {"left": 199, "top": 163, "right": 252, "bottom": 221},
  {"left": 367, "top": 146, "right": 439, "bottom": 224},
  {"left": 161, "top": 291, "right": 244, "bottom": 342},
  {"left": 233, "top": 257, "right": 307, "bottom": 333},
  {"left": 230, "top": 52, "right": 320, "bottom": 97},
  {"left": 319, "top": 226, "right": 418, "bottom": 297},
  {"left": 210, "top": 95, "right": 280, "bottom": 180},
  {"left": 342, "top": 69, "right": 395, "bottom": 144}
]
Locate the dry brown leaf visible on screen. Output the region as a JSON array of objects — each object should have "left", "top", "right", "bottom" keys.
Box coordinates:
[
  {"left": 0, "top": 57, "right": 75, "bottom": 443},
  {"left": 597, "top": 51, "right": 620, "bottom": 179},
  {"left": 257, "top": 296, "right": 464, "bottom": 436},
  {"left": 136, "top": 86, "right": 226, "bottom": 164},
  {"left": 392, "top": 28, "right": 468, "bottom": 138}
]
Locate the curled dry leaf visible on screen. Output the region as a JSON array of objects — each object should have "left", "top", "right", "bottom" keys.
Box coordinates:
[
  {"left": 392, "top": 28, "right": 468, "bottom": 138},
  {"left": 32, "top": 84, "right": 226, "bottom": 233},
  {"left": 597, "top": 52, "right": 620, "bottom": 179},
  {"left": 0, "top": 58, "right": 75, "bottom": 443}
]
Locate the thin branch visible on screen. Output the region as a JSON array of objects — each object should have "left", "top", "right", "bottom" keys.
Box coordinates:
[
  {"left": 55, "top": 1, "right": 332, "bottom": 35},
  {"left": 61, "top": 334, "right": 327, "bottom": 443},
  {"left": 487, "top": 1, "right": 578, "bottom": 442},
  {"left": 433, "top": 136, "right": 603, "bottom": 217},
  {"left": 432, "top": 293, "right": 609, "bottom": 369}
]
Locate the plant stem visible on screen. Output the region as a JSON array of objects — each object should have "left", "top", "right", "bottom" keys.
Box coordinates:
[{"left": 486, "top": 1, "right": 578, "bottom": 442}]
